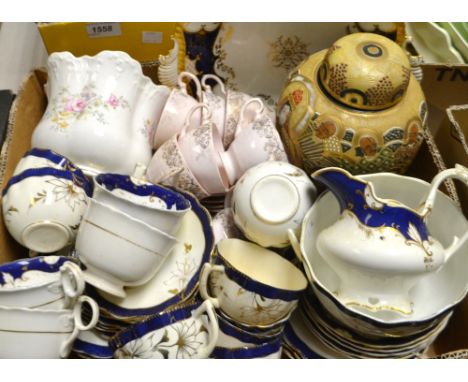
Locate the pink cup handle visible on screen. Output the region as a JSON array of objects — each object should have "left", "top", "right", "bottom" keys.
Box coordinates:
[
  {"left": 179, "top": 103, "right": 212, "bottom": 139},
  {"left": 234, "top": 98, "right": 265, "bottom": 139},
  {"left": 177, "top": 71, "right": 203, "bottom": 101},
  {"left": 201, "top": 74, "right": 226, "bottom": 95}
]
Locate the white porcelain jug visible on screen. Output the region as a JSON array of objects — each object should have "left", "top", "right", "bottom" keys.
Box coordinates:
[
  {"left": 313, "top": 165, "right": 468, "bottom": 316},
  {"left": 32, "top": 51, "right": 170, "bottom": 176}
]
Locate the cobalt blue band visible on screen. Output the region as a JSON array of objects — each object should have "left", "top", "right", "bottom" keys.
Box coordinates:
[
  {"left": 314, "top": 170, "right": 429, "bottom": 241},
  {"left": 217, "top": 316, "right": 281, "bottom": 345},
  {"left": 214, "top": 254, "right": 303, "bottom": 302},
  {"left": 95, "top": 173, "right": 191, "bottom": 211},
  {"left": 88, "top": 188, "right": 213, "bottom": 319},
  {"left": 25, "top": 148, "right": 74, "bottom": 169},
  {"left": 0, "top": 256, "right": 76, "bottom": 285},
  {"left": 210, "top": 339, "right": 282, "bottom": 359},
  {"left": 73, "top": 339, "right": 113, "bottom": 359},
  {"left": 2, "top": 167, "right": 92, "bottom": 197},
  {"left": 109, "top": 301, "right": 201, "bottom": 351}
]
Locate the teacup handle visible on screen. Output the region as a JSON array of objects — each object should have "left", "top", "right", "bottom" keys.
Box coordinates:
[
  {"left": 199, "top": 262, "right": 225, "bottom": 308},
  {"left": 177, "top": 71, "right": 203, "bottom": 101},
  {"left": 59, "top": 295, "right": 100, "bottom": 358},
  {"left": 179, "top": 103, "right": 213, "bottom": 140},
  {"left": 287, "top": 229, "right": 313, "bottom": 283},
  {"left": 191, "top": 300, "right": 219, "bottom": 359},
  {"left": 60, "top": 262, "right": 85, "bottom": 309},
  {"left": 234, "top": 98, "right": 264, "bottom": 139},
  {"left": 201, "top": 74, "right": 226, "bottom": 95}
]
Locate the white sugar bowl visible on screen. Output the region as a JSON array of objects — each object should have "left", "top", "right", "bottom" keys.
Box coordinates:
[{"left": 231, "top": 161, "right": 317, "bottom": 248}]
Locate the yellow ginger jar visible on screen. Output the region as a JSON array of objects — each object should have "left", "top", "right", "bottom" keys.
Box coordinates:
[{"left": 276, "top": 32, "right": 427, "bottom": 174}]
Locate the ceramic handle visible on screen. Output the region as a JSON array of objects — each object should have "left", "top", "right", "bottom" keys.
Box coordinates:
[
  {"left": 201, "top": 74, "right": 226, "bottom": 95},
  {"left": 59, "top": 295, "right": 100, "bottom": 358},
  {"left": 199, "top": 263, "right": 225, "bottom": 308},
  {"left": 235, "top": 98, "right": 265, "bottom": 138},
  {"left": 421, "top": 164, "right": 468, "bottom": 262},
  {"left": 421, "top": 164, "right": 468, "bottom": 216},
  {"left": 179, "top": 103, "right": 212, "bottom": 139},
  {"left": 177, "top": 71, "right": 202, "bottom": 101},
  {"left": 191, "top": 300, "right": 219, "bottom": 359},
  {"left": 60, "top": 262, "right": 85, "bottom": 309},
  {"left": 287, "top": 229, "right": 313, "bottom": 283}
]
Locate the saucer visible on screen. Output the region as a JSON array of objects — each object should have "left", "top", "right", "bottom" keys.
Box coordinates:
[
  {"left": 88, "top": 189, "right": 213, "bottom": 321},
  {"left": 282, "top": 308, "right": 340, "bottom": 359}
]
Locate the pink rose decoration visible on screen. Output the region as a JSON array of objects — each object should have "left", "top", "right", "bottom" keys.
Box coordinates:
[
  {"left": 65, "top": 99, "right": 87, "bottom": 112},
  {"left": 107, "top": 94, "right": 119, "bottom": 108}
]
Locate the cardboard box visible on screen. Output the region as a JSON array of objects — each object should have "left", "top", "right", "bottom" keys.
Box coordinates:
[
  {"left": 37, "top": 22, "right": 177, "bottom": 63},
  {"left": 0, "top": 67, "right": 467, "bottom": 357}
]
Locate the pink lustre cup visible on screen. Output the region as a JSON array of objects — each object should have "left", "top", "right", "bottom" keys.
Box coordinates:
[
  {"left": 147, "top": 134, "right": 210, "bottom": 201},
  {"left": 219, "top": 98, "right": 288, "bottom": 185},
  {"left": 178, "top": 104, "right": 230, "bottom": 195},
  {"left": 201, "top": 74, "right": 227, "bottom": 140},
  {"left": 152, "top": 71, "right": 203, "bottom": 149}
]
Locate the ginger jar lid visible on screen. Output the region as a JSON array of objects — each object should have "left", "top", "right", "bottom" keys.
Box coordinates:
[{"left": 319, "top": 33, "right": 411, "bottom": 111}]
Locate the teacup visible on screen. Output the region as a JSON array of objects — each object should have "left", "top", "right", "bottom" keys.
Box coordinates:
[
  {"left": 110, "top": 300, "right": 218, "bottom": 359},
  {"left": 13, "top": 148, "right": 84, "bottom": 176},
  {"left": 0, "top": 256, "right": 84, "bottom": 309},
  {"left": 199, "top": 238, "right": 307, "bottom": 326},
  {"left": 231, "top": 161, "right": 317, "bottom": 248},
  {"left": 201, "top": 74, "right": 226, "bottom": 139},
  {"left": 0, "top": 295, "right": 99, "bottom": 358},
  {"left": 75, "top": 198, "right": 178, "bottom": 298},
  {"left": 216, "top": 310, "right": 284, "bottom": 348},
  {"left": 147, "top": 134, "right": 210, "bottom": 201},
  {"left": 223, "top": 90, "right": 253, "bottom": 148},
  {"left": 2, "top": 166, "right": 92, "bottom": 253},
  {"left": 219, "top": 98, "right": 288, "bottom": 184},
  {"left": 93, "top": 172, "right": 191, "bottom": 235},
  {"left": 178, "top": 104, "right": 230, "bottom": 195},
  {"left": 153, "top": 71, "right": 203, "bottom": 149}
]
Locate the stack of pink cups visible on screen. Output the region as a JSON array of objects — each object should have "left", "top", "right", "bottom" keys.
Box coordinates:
[{"left": 146, "top": 72, "right": 288, "bottom": 203}]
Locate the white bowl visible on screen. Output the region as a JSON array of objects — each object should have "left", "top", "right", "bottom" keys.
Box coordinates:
[
  {"left": 75, "top": 198, "right": 178, "bottom": 298},
  {"left": 0, "top": 295, "right": 99, "bottom": 358},
  {"left": 93, "top": 173, "right": 191, "bottom": 235},
  {"left": 231, "top": 161, "right": 317, "bottom": 248},
  {"left": 2, "top": 167, "right": 92, "bottom": 253},
  {"left": 296, "top": 172, "right": 468, "bottom": 333}
]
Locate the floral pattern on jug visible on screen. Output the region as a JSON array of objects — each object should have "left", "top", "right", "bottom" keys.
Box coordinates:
[{"left": 45, "top": 85, "right": 129, "bottom": 131}]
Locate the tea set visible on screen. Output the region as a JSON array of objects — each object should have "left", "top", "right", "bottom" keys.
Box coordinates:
[{"left": 1, "top": 32, "right": 468, "bottom": 359}]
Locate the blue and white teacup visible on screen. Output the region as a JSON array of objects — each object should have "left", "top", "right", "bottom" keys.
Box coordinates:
[
  {"left": 0, "top": 256, "right": 84, "bottom": 309},
  {"left": 216, "top": 310, "right": 284, "bottom": 348},
  {"left": 200, "top": 238, "right": 307, "bottom": 326},
  {"left": 93, "top": 172, "right": 191, "bottom": 235},
  {"left": 110, "top": 300, "right": 218, "bottom": 359},
  {"left": 2, "top": 164, "right": 92, "bottom": 253},
  {"left": 13, "top": 148, "right": 88, "bottom": 178},
  {"left": 72, "top": 328, "right": 113, "bottom": 359},
  {"left": 0, "top": 295, "right": 99, "bottom": 358}
]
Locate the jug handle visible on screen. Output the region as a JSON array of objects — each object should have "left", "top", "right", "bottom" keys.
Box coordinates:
[
  {"left": 419, "top": 164, "right": 468, "bottom": 262},
  {"left": 287, "top": 229, "right": 313, "bottom": 283}
]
